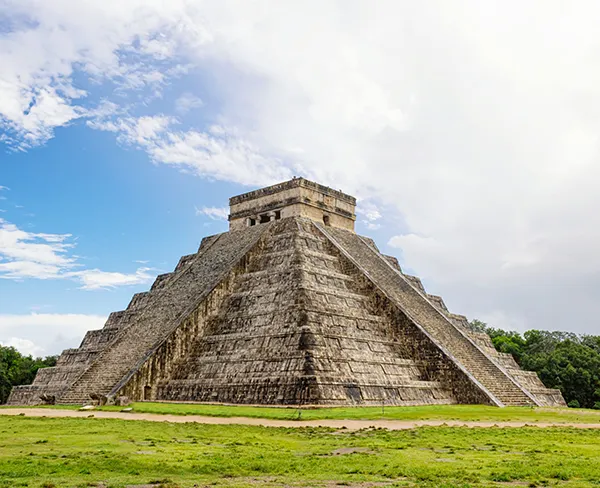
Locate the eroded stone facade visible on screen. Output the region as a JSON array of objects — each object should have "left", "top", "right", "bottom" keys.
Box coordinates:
[{"left": 8, "top": 179, "right": 565, "bottom": 407}]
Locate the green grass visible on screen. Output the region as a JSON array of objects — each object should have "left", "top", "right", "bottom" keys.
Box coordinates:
[
  {"left": 1, "top": 416, "right": 599, "bottom": 487},
  {"left": 25, "top": 401, "right": 600, "bottom": 424}
]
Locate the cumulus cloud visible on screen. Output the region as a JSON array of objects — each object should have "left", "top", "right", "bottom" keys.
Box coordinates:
[
  {"left": 3, "top": 1, "right": 600, "bottom": 334},
  {"left": 0, "top": 313, "right": 107, "bottom": 356},
  {"left": 195, "top": 206, "right": 229, "bottom": 221},
  {"left": 0, "top": 218, "right": 154, "bottom": 289}
]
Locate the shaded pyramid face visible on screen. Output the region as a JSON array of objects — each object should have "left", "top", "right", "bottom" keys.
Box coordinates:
[
  {"left": 158, "top": 218, "right": 456, "bottom": 405},
  {"left": 9, "top": 216, "right": 566, "bottom": 408}
]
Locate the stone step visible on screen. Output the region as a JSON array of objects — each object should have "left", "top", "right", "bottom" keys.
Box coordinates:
[
  {"left": 237, "top": 264, "right": 353, "bottom": 283},
  {"left": 227, "top": 284, "right": 367, "bottom": 303}
]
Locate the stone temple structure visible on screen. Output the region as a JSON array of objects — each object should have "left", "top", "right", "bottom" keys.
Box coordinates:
[{"left": 8, "top": 178, "right": 565, "bottom": 407}]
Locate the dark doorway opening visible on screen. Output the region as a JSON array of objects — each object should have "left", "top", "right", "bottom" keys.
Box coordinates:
[
  {"left": 144, "top": 385, "right": 152, "bottom": 401},
  {"left": 323, "top": 215, "right": 331, "bottom": 226}
]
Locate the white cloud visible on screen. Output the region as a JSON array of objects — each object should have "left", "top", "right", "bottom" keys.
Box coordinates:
[
  {"left": 0, "top": 0, "right": 198, "bottom": 149},
  {"left": 0, "top": 313, "right": 107, "bottom": 356},
  {"left": 87, "top": 114, "right": 177, "bottom": 146},
  {"left": 175, "top": 93, "right": 204, "bottom": 114},
  {"left": 195, "top": 206, "right": 229, "bottom": 221},
  {"left": 0, "top": 218, "right": 75, "bottom": 279},
  {"left": 70, "top": 267, "right": 155, "bottom": 290},
  {"left": 357, "top": 202, "right": 383, "bottom": 230},
  {"left": 1, "top": 338, "right": 44, "bottom": 357},
  {"left": 92, "top": 116, "right": 293, "bottom": 186},
  {"left": 147, "top": 125, "right": 293, "bottom": 185},
  {"left": 0, "top": 186, "right": 9, "bottom": 191},
  {"left": 364, "top": 222, "right": 381, "bottom": 231},
  {"left": 0, "top": 218, "right": 154, "bottom": 289},
  {"left": 3, "top": 1, "right": 600, "bottom": 334},
  {"left": 357, "top": 203, "right": 382, "bottom": 223}
]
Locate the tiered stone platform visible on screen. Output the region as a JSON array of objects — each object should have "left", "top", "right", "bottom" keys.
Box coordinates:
[{"left": 8, "top": 178, "right": 565, "bottom": 407}]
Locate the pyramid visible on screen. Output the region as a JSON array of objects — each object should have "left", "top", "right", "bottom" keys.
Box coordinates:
[{"left": 8, "top": 178, "right": 565, "bottom": 407}]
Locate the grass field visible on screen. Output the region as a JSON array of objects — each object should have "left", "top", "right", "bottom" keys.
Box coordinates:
[
  {"left": 1, "top": 415, "right": 599, "bottom": 488},
  {"left": 25, "top": 402, "right": 600, "bottom": 424}
]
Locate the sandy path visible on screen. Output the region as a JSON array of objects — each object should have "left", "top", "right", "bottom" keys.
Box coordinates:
[{"left": 1, "top": 408, "right": 600, "bottom": 430}]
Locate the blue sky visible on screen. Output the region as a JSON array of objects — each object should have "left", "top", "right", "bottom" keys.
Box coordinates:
[{"left": 2, "top": 1, "right": 600, "bottom": 356}]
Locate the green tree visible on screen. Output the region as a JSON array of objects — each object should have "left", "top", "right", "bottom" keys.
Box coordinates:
[
  {"left": 0, "top": 345, "right": 57, "bottom": 404},
  {"left": 491, "top": 333, "right": 526, "bottom": 364},
  {"left": 521, "top": 338, "right": 600, "bottom": 408}
]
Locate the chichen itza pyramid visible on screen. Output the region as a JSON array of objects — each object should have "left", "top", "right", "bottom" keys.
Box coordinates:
[{"left": 9, "top": 178, "right": 565, "bottom": 407}]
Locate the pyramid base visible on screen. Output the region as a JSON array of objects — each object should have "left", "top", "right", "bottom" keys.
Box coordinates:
[{"left": 155, "top": 377, "right": 457, "bottom": 406}]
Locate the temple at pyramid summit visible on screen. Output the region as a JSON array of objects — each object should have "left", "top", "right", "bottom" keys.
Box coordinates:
[{"left": 8, "top": 178, "right": 565, "bottom": 407}]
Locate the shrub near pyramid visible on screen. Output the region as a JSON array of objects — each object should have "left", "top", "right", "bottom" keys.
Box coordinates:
[{"left": 8, "top": 178, "right": 565, "bottom": 407}]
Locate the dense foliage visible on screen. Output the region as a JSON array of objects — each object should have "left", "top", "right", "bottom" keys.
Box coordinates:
[
  {"left": 471, "top": 320, "right": 600, "bottom": 409},
  {"left": 0, "top": 345, "right": 57, "bottom": 404}
]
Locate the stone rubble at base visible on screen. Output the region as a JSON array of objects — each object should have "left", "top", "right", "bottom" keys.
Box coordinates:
[{"left": 8, "top": 178, "right": 565, "bottom": 408}]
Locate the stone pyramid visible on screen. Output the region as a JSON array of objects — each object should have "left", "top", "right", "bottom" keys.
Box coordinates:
[{"left": 8, "top": 178, "right": 565, "bottom": 407}]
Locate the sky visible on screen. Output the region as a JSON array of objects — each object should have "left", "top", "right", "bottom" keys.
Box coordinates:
[{"left": 1, "top": 0, "right": 599, "bottom": 357}]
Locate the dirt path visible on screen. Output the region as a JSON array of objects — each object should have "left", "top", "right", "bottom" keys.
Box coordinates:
[{"left": 2, "top": 408, "right": 600, "bottom": 430}]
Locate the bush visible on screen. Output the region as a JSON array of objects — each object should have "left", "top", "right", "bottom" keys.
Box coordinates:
[{"left": 568, "top": 400, "right": 580, "bottom": 409}]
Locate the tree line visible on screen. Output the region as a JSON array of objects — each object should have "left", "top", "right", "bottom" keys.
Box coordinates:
[
  {"left": 0, "top": 345, "right": 57, "bottom": 404},
  {"left": 470, "top": 320, "right": 600, "bottom": 409}
]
